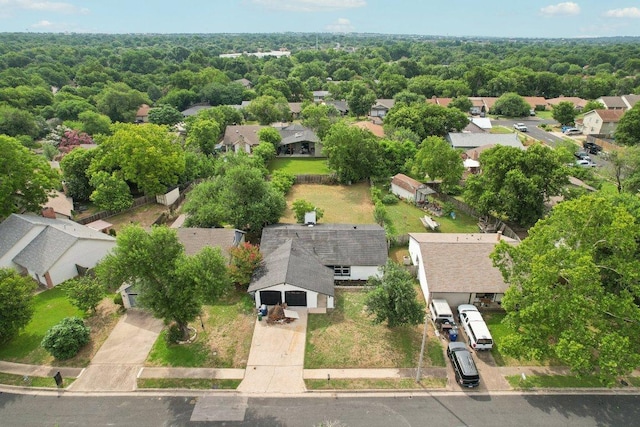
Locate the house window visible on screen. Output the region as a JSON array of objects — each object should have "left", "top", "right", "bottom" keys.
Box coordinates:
[{"left": 333, "top": 266, "right": 351, "bottom": 277}]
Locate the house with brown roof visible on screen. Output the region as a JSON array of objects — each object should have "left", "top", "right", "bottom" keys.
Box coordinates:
[
  {"left": 522, "top": 97, "right": 547, "bottom": 111},
  {"left": 221, "top": 124, "right": 265, "bottom": 153},
  {"left": 581, "top": 109, "right": 625, "bottom": 137},
  {"left": 546, "top": 96, "right": 588, "bottom": 112},
  {"left": 390, "top": 174, "right": 435, "bottom": 205},
  {"left": 135, "top": 104, "right": 151, "bottom": 123},
  {"left": 352, "top": 120, "right": 385, "bottom": 138},
  {"left": 408, "top": 233, "right": 518, "bottom": 307},
  {"left": 596, "top": 96, "right": 628, "bottom": 110}
]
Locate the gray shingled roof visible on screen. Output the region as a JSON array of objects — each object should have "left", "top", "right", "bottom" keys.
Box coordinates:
[
  {"left": 278, "top": 123, "right": 319, "bottom": 146},
  {"left": 175, "top": 228, "right": 244, "bottom": 260},
  {"left": 1, "top": 214, "right": 115, "bottom": 275},
  {"left": 446, "top": 133, "right": 523, "bottom": 150},
  {"left": 260, "top": 224, "right": 387, "bottom": 267},
  {"left": 409, "top": 233, "right": 517, "bottom": 294},
  {"left": 248, "top": 239, "right": 334, "bottom": 295}
]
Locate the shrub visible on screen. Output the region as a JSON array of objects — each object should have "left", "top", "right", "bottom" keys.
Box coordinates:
[
  {"left": 113, "top": 292, "right": 123, "bottom": 307},
  {"left": 270, "top": 170, "right": 295, "bottom": 194},
  {"left": 41, "top": 317, "right": 90, "bottom": 360},
  {"left": 228, "top": 242, "right": 263, "bottom": 289},
  {"left": 381, "top": 194, "right": 399, "bottom": 205},
  {"left": 165, "top": 323, "right": 183, "bottom": 344},
  {"left": 291, "top": 199, "right": 325, "bottom": 224},
  {"left": 370, "top": 186, "right": 382, "bottom": 204}
]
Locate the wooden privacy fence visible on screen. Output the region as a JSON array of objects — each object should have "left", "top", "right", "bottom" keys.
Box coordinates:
[
  {"left": 76, "top": 195, "right": 154, "bottom": 225},
  {"left": 294, "top": 174, "right": 338, "bottom": 185}
]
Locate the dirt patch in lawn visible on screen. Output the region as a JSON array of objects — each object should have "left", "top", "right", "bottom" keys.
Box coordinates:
[
  {"left": 199, "top": 302, "right": 255, "bottom": 368},
  {"left": 106, "top": 203, "right": 173, "bottom": 232},
  {"left": 281, "top": 182, "right": 374, "bottom": 224},
  {"left": 55, "top": 298, "right": 122, "bottom": 367}
]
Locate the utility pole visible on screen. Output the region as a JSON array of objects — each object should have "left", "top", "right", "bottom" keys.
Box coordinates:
[{"left": 416, "top": 313, "right": 428, "bottom": 382}]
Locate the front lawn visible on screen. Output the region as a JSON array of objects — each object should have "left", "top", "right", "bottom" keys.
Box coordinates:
[
  {"left": 281, "top": 182, "right": 374, "bottom": 224},
  {"left": 0, "top": 286, "right": 120, "bottom": 367},
  {"left": 305, "top": 289, "right": 444, "bottom": 369},
  {"left": 0, "top": 372, "right": 76, "bottom": 388},
  {"left": 137, "top": 378, "right": 240, "bottom": 390},
  {"left": 145, "top": 291, "right": 255, "bottom": 368},
  {"left": 506, "top": 374, "right": 606, "bottom": 389},
  {"left": 305, "top": 377, "right": 446, "bottom": 390},
  {"left": 268, "top": 158, "right": 331, "bottom": 175}
]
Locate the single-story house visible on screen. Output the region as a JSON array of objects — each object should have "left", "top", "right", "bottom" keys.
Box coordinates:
[
  {"left": 0, "top": 214, "right": 116, "bottom": 288},
  {"left": 352, "top": 120, "right": 385, "bottom": 138},
  {"left": 249, "top": 224, "right": 388, "bottom": 310},
  {"left": 370, "top": 99, "right": 395, "bottom": 118},
  {"left": 408, "top": 232, "right": 518, "bottom": 308},
  {"left": 446, "top": 132, "right": 524, "bottom": 151},
  {"left": 596, "top": 96, "right": 628, "bottom": 111},
  {"left": 181, "top": 103, "right": 213, "bottom": 117},
  {"left": 135, "top": 104, "right": 151, "bottom": 123},
  {"left": 390, "top": 174, "right": 435, "bottom": 205},
  {"left": 546, "top": 96, "right": 588, "bottom": 112},
  {"left": 313, "top": 91, "right": 330, "bottom": 102},
  {"left": 522, "top": 96, "right": 547, "bottom": 111},
  {"left": 234, "top": 78, "right": 253, "bottom": 89},
  {"left": 324, "top": 100, "right": 349, "bottom": 116},
  {"left": 119, "top": 227, "right": 246, "bottom": 308},
  {"left": 288, "top": 102, "right": 303, "bottom": 119},
  {"left": 466, "top": 117, "right": 492, "bottom": 132},
  {"left": 220, "top": 124, "right": 264, "bottom": 153},
  {"left": 275, "top": 123, "right": 322, "bottom": 156},
  {"left": 581, "top": 109, "right": 625, "bottom": 138}
]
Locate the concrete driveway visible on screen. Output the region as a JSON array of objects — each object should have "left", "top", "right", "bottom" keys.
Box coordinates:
[
  {"left": 69, "top": 310, "right": 163, "bottom": 392},
  {"left": 237, "top": 309, "right": 307, "bottom": 394}
]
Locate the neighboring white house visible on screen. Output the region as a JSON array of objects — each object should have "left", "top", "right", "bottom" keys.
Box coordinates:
[
  {"left": 408, "top": 233, "right": 518, "bottom": 308},
  {"left": 249, "top": 224, "right": 388, "bottom": 310},
  {"left": 581, "top": 109, "right": 625, "bottom": 137},
  {"left": 0, "top": 214, "right": 115, "bottom": 288},
  {"left": 390, "top": 173, "right": 435, "bottom": 205}
]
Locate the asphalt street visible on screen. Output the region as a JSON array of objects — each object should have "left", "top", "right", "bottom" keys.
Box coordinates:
[{"left": 0, "top": 392, "right": 638, "bottom": 426}]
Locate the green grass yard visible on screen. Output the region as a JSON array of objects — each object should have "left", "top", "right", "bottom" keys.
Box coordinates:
[
  {"left": 268, "top": 158, "right": 331, "bottom": 175},
  {"left": 385, "top": 199, "right": 479, "bottom": 235},
  {"left": 0, "top": 286, "right": 84, "bottom": 364},
  {"left": 137, "top": 378, "right": 240, "bottom": 390},
  {"left": 506, "top": 374, "right": 607, "bottom": 389},
  {"left": 305, "top": 289, "right": 444, "bottom": 369}
]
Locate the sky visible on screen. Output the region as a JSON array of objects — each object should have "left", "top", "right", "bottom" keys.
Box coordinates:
[{"left": 1, "top": 0, "right": 640, "bottom": 38}]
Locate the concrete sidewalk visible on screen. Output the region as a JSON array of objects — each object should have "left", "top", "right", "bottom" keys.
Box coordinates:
[
  {"left": 68, "top": 310, "right": 163, "bottom": 392},
  {"left": 0, "top": 360, "right": 82, "bottom": 380},
  {"left": 237, "top": 309, "right": 308, "bottom": 394}
]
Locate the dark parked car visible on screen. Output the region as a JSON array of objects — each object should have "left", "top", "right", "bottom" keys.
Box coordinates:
[
  {"left": 574, "top": 151, "right": 591, "bottom": 161},
  {"left": 583, "top": 142, "right": 602, "bottom": 155},
  {"left": 447, "top": 342, "right": 480, "bottom": 388}
]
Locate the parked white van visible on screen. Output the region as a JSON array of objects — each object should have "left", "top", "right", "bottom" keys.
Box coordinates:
[
  {"left": 457, "top": 305, "right": 494, "bottom": 350},
  {"left": 429, "top": 299, "right": 454, "bottom": 325}
]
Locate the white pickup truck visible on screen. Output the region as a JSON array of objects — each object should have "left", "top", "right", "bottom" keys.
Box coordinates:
[
  {"left": 457, "top": 304, "right": 494, "bottom": 350},
  {"left": 513, "top": 123, "right": 528, "bottom": 132}
]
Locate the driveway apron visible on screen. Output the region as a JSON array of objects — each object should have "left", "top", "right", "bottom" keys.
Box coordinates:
[
  {"left": 238, "top": 308, "right": 307, "bottom": 394},
  {"left": 69, "top": 309, "right": 164, "bottom": 391}
]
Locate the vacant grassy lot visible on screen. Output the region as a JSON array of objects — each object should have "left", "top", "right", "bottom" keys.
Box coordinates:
[
  {"left": 0, "top": 286, "right": 120, "bottom": 366},
  {"left": 281, "top": 182, "right": 374, "bottom": 224},
  {"left": 385, "top": 199, "right": 479, "bottom": 235},
  {"left": 268, "top": 158, "right": 331, "bottom": 175},
  {"left": 146, "top": 291, "right": 255, "bottom": 368},
  {"left": 305, "top": 289, "right": 444, "bottom": 369}
]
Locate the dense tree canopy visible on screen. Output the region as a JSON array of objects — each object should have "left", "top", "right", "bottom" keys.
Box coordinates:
[
  {"left": 0, "top": 135, "right": 59, "bottom": 219},
  {"left": 322, "top": 122, "right": 381, "bottom": 183},
  {"left": 89, "top": 123, "right": 186, "bottom": 196},
  {"left": 412, "top": 136, "right": 464, "bottom": 193},
  {"left": 615, "top": 103, "right": 640, "bottom": 146},
  {"left": 491, "top": 92, "right": 531, "bottom": 117},
  {"left": 464, "top": 144, "right": 569, "bottom": 226},
  {"left": 384, "top": 103, "right": 469, "bottom": 140},
  {"left": 492, "top": 193, "right": 640, "bottom": 384},
  {"left": 552, "top": 101, "right": 578, "bottom": 126},
  {"left": 0, "top": 268, "right": 37, "bottom": 344}
]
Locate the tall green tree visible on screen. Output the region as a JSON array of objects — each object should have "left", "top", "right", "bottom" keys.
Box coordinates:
[
  {"left": 89, "top": 123, "right": 185, "bottom": 196},
  {"left": 257, "top": 127, "right": 282, "bottom": 151},
  {"left": 96, "top": 225, "right": 229, "bottom": 340},
  {"left": 60, "top": 147, "right": 96, "bottom": 202},
  {"left": 185, "top": 118, "right": 221, "bottom": 155},
  {"left": 0, "top": 135, "right": 58, "bottom": 219},
  {"left": 301, "top": 103, "right": 340, "bottom": 140},
  {"left": 148, "top": 104, "right": 184, "bottom": 126},
  {"left": 552, "top": 101, "right": 577, "bottom": 126},
  {"left": 615, "top": 103, "right": 640, "bottom": 146},
  {"left": 322, "top": 122, "right": 381, "bottom": 183},
  {"left": 95, "top": 82, "right": 150, "bottom": 122},
  {"left": 245, "top": 95, "right": 290, "bottom": 125},
  {"left": 0, "top": 268, "right": 37, "bottom": 344},
  {"left": 89, "top": 171, "right": 134, "bottom": 212},
  {"left": 491, "top": 92, "right": 531, "bottom": 117},
  {"left": 492, "top": 193, "right": 640, "bottom": 385},
  {"left": 65, "top": 276, "right": 105, "bottom": 314},
  {"left": 464, "top": 144, "right": 569, "bottom": 226},
  {"left": 412, "top": 136, "right": 464, "bottom": 193},
  {"left": 346, "top": 81, "right": 377, "bottom": 118},
  {"left": 365, "top": 261, "right": 424, "bottom": 328}
]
